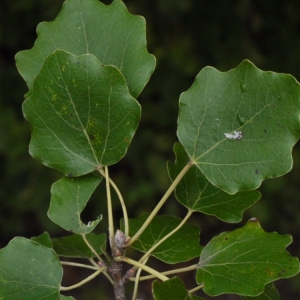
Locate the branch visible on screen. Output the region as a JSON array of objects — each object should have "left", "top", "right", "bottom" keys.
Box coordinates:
[{"left": 127, "top": 162, "right": 193, "bottom": 246}]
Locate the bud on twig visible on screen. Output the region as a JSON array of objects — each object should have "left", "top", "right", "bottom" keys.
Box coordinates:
[{"left": 114, "top": 229, "right": 126, "bottom": 249}]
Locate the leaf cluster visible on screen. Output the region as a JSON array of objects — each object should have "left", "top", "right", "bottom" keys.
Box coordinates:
[{"left": 1, "top": 0, "right": 300, "bottom": 299}]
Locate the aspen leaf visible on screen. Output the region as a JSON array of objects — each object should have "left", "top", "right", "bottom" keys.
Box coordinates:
[{"left": 178, "top": 60, "right": 300, "bottom": 194}]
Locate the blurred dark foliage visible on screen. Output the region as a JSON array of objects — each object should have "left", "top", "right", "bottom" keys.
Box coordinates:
[{"left": 1, "top": 0, "right": 300, "bottom": 299}]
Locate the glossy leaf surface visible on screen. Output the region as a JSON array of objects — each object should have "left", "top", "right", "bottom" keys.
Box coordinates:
[
  {"left": 0, "top": 237, "right": 62, "bottom": 300},
  {"left": 178, "top": 60, "right": 300, "bottom": 194},
  {"left": 123, "top": 213, "right": 202, "bottom": 264},
  {"left": 168, "top": 143, "right": 260, "bottom": 222},
  {"left": 196, "top": 218, "right": 299, "bottom": 296},
  {"left": 23, "top": 50, "right": 141, "bottom": 175},
  {"left": 48, "top": 174, "right": 102, "bottom": 234},
  {"left": 15, "top": 0, "right": 155, "bottom": 98},
  {"left": 52, "top": 233, "right": 106, "bottom": 258},
  {"left": 153, "top": 277, "right": 204, "bottom": 300}
]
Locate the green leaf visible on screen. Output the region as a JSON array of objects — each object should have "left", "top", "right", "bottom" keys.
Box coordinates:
[
  {"left": 177, "top": 60, "right": 300, "bottom": 194},
  {"left": 168, "top": 142, "right": 260, "bottom": 222},
  {"left": 60, "top": 296, "right": 76, "bottom": 300},
  {"left": 23, "top": 50, "right": 141, "bottom": 175},
  {"left": 123, "top": 213, "right": 202, "bottom": 264},
  {"left": 48, "top": 174, "right": 102, "bottom": 234},
  {"left": 31, "top": 231, "right": 53, "bottom": 248},
  {"left": 240, "top": 282, "right": 281, "bottom": 300},
  {"left": 15, "top": 0, "right": 155, "bottom": 98},
  {"left": 196, "top": 218, "right": 300, "bottom": 296},
  {"left": 0, "top": 237, "right": 62, "bottom": 300},
  {"left": 153, "top": 277, "right": 204, "bottom": 300},
  {"left": 52, "top": 233, "right": 106, "bottom": 258}
]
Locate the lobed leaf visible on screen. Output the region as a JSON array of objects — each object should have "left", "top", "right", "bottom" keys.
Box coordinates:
[
  {"left": 23, "top": 50, "right": 141, "bottom": 175},
  {"left": 178, "top": 60, "right": 300, "bottom": 194},
  {"left": 15, "top": 0, "right": 155, "bottom": 98},
  {"left": 168, "top": 142, "right": 260, "bottom": 222},
  {"left": 153, "top": 277, "right": 204, "bottom": 300},
  {"left": 0, "top": 237, "right": 62, "bottom": 300},
  {"left": 52, "top": 233, "right": 106, "bottom": 258},
  {"left": 196, "top": 218, "right": 299, "bottom": 296},
  {"left": 123, "top": 213, "right": 202, "bottom": 264},
  {"left": 48, "top": 174, "right": 102, "bottom": 234}
]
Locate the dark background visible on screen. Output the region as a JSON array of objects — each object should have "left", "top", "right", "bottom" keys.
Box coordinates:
[{"left": 1, "top": 0, "right": 300, "bottom": 299}]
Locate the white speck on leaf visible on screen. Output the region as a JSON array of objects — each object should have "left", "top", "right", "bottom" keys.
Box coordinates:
[{"left": 224, "top": 131, "right": 243, "bottom": 140}]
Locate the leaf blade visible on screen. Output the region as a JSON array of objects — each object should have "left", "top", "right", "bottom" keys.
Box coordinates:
[
  {"left": 15, "top": 0, "right": 156, "bottom": 98},
  {"left": 153, "top": 277, "right": 204, "bottom": 300},
  {"left": 196, "top": 218, "right": 300, "bottom": 296},
  {"left": 23, "top": 50, "right": 141, "bottom": 174},
  {"left": 240, "top": 282, "right": 281, "bottom": 300},
  {"left": 124, "top": 213, "right": 202, "bottom": 264},
  {"left": 178, "top": 60, "right": 300, "bottom": 194},
  {"left": 168, "top": 142, "right": 260, "bottom": 222},
  {"left": 31, "top": 232, "right": 53, "bottom": 248},
  {"left": 52, "top": 233, "right": 106, "bottom": 258},
  {"left": 0, "top": 237, "right": 62, "bottom": 300},
  {"left": 48, "top": 174, "right": 102, "bottom": 234}
]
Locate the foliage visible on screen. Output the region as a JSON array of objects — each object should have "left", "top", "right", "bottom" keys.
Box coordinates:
[{"left": 1, "top": 0, "right": 300, "bottom": 299}]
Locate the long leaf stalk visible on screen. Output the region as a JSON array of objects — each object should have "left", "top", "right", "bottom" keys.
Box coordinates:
[
  {"left": 137, "top": 209, "right": 193, "bottom": 266},
  {"left": 114, "top": 256, "right": 169, "bottom": 282},
  {"left": 60, "top": 261, "right": 99, "bottom": 270},
  {"left": 104, "top": 166, "right": 115, "bottom": 244},
  {"left": 129, "top": 264, "right": 197, "bottom": 281},
  {"left": 60, "top": 267, "right": 106, "bottom": 291},
  {"left": 81, "top": 234, "right": 102, "bottom": 262},
  {"left": 80, "top": 237, "right": 114, "bottom": 284},
  {"left": 99, "top": 167, "right": 129, "bottom": 237},
  {"left": 132, "top": 257, "right": 149, "bottom": 300},
  {"left": 189, "top": 284, "right": 204, "bottom": 294},
  {"left": 127, "top": 162, "right": 193, "bottom": 246}
]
